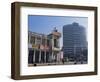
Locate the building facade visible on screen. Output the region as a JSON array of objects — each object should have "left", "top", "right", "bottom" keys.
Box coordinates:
[
  {"left": 63, "top": 22, "right": 88, "bottom": 62},
  {"left": 28, "top": 28, "right": 63, "bottom": 65}
]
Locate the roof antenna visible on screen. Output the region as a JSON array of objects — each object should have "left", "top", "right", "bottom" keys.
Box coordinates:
[{"left": 53, "top": 27, "right": 57, "bottom": 32}]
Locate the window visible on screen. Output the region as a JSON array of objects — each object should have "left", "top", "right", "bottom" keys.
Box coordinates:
[
  {"left": 42, "top": 39, "right": 46, "bottom": 45},
  {"left": 54, "top": 39, "right": 59, "bottom": 48},
  {"left": 30, "top": 36, "right": 35, "bottom": 44},
  {"left": 47, "top": 39, "right": 50, "bottom": 46},
  {"left": 36, "top": 37, "right": 41, "bottom": 45}
]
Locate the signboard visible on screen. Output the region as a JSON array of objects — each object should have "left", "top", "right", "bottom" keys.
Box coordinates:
[{"left": 32, "top": 44, "right": 38, "bottom": 49}]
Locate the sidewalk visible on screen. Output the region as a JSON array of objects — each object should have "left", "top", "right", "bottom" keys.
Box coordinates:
[{"left": 28, "top": 61, "right": 76, "bottom": 66}]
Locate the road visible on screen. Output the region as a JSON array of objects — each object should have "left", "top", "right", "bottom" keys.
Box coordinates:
[{"left": 28, "top": 61, "right": 87, "bottom": 66}]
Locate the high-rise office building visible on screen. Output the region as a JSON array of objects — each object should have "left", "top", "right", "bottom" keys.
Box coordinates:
[{"left": 63, "top": 22, "right": 88, "bottom": 62}]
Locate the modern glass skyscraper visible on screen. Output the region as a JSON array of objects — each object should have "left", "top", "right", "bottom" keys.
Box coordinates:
[{"left": 63, "top": 22, "right": 88, "bottom": 62}]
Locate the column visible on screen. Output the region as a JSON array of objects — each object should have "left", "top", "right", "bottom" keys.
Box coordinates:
[
  {"left": 52, "top": 35, "right": 54, "bottom": 63},
  {"left": 28, "top": 33, "right": 30, "bottom": 43},
  {"left": 44, "top": 51, "right": 46, "bottom": 63},
  {"left": 48, "top": 52, "right": 50, "bottom": 62},
  {"left": 39, "top": 36, "right": 42, "bottom": 63},
  {"left": 52, "top": 51, "right": 54, "bottom": 62},
  {"left": 57, "top": 39, "right": 60, "bottom": 48},
  {"left": 33, "top": 49, "right": 36, "bottom": 63},
  {"left": 52, "top": 36, "right": 54, "bottom": 49},
  {"left": 39, "top": 50, "right": 41, "bottom": 63}
]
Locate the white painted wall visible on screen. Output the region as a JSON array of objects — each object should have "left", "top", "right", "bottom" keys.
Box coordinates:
[{"left": 0, "top": 0, "right": 100, "bottom": 82}]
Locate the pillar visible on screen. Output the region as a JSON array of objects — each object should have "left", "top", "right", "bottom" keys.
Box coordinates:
[
  {"left": 52, "top": 51, "right": 54, "bottom": 62},
  {"left": 33, "top": 49, "right": 36, "bottom": 63},
  {"left": 28, "top": 33, "right": 30, "bottom": 43},
  {"left": 44, "top": 51, "right": 46, "bottom": 63},
  {"left": 57, "top": 39, "right": 60, "bottom": 48},
  {"left": 39, "top": 50, "right": 41, "bottom": 63},
  {"left": 48, "top": 52, "right": 51, "bottom": 62}
]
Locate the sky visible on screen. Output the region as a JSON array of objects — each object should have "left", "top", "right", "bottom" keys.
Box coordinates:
[{"left": 28, "top": 15, "right": 88, "bottom": 48}]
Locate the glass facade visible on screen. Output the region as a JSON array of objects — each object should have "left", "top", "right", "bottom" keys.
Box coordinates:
[{"left": 63, "top": 22, "right": 88, "bottom": 62}]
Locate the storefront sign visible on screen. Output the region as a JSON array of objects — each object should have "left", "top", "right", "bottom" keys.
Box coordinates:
[{"left": 32, "top": 44, "right": 38, "bottom": 49}]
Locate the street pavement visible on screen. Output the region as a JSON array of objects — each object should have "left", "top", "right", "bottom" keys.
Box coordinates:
[{"left": 28, "top": 61, "right": 87, "bottom": 66}]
